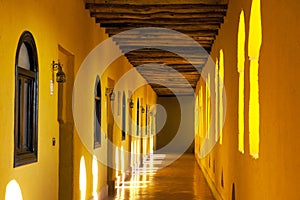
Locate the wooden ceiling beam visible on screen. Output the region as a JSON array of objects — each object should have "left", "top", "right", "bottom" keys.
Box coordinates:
[
  {"left": 116, "top": 35, "right": 215, "bottom": 41},
  {"left": 108, "top": 31, "right": 217, "bottom": 40},
  {"left": 143, "top": 78, "right": 199, "bottom": 84},
  {"left": 138, "top": 71, "right": 200, "bottom": 78},
  {"left": 119, "top": 46, "right": 211, "bottom": 55},
  {"left": 106, "top": 28, "right": 218, "bottom": 39},
  {"left": 115, "top": 42, "right": 212, "bottom": 49},
  {"left": 131, "top": 63, "right": 204, "bottom": 71},
  {"left": 102, "top": 23, "right": 220, "bottom": 31},
  {"left": 85, "top": 0, "right": 228, "bottom": 5},
  {"left": 126, "top": 50, "right": 209, "bottom": 58},
  {"left": 150, "top": 84, "right": 196, "bottom": 88},
  {"left": 129, "top": 60, "right": 205, "bottom": 66},
  {"left": 125, "top": 51, "right": 209, "bottom": 60},
  {"left": 96, "top": 18, "right": 223, "bottom": 25},
  {"left": 92, "top": 12, "right": 226, "bottom": 20},
  {"left": 153, "top": 88, "right": 195, "bottom": 96},
  {"left": 86, "top": 3, "right": 228, "bottom": 12},
  {"left": 84, "top": 0, "right": 228, "bottom": 96},
  {"left": 127, "top": 57, "right": 207, "bottom": 65}
]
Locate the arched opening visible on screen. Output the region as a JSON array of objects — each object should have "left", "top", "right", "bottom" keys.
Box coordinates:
[
  {"left": 122, "top": 92, "right": 126, "bottom": 140},
  {"left": 94, "top": 76, "right": 101, "bottom": 148},
  {"left": 14, "top": 31, "right": 39, "bottom": 167}
]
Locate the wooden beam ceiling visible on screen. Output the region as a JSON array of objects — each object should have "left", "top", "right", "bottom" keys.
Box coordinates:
[{"left": 85, "top": 0, "right": 228, "bottom": 96}]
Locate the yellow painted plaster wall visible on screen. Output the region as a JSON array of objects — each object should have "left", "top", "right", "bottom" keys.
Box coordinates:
[
  {"left": 156, "top": 96, "right": 194, "bottom": 153},
  {"left": 195, "top": 0, "right": 300, "bottom": 199},
  {"left": 0, "top": 1, "right": 157, "bottom": 200}
]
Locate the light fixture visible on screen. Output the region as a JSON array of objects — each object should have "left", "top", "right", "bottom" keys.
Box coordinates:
[
  {"left": 141, "top": 106, "right": 145, "bottom": 113},
  {"left": 129, "top": 99, "right": 134, "bottom": 108},
  {"left": 106, "top": 87, "right": 115, "bottom": 101},
  {"left": 52, "top": 61, "right": 66, "bottom": 83}
]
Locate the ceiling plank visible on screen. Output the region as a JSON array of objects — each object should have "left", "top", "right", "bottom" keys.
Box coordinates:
[
  {"left": 125, "top": 50, "right": 209, "bottom": 59},
  {"left": 102, "top": 23, "right": 220, "bottom": 30},
  {"left": 96, "top": 18, "right": 223, "bottom": 25},
  {"left": 85, "top": 1, "right": 228, "bottom": 96},
  {"left": 86, "top": 0, "right": 228, "bottom": 5},
  {"left": 86, "top": 3, "right": 228, "bottom": 13},
  {"left": 92, "top": 12, "right": 226, "bottom": 20}
]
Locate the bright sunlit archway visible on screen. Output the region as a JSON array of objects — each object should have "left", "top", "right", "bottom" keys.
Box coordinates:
[
  {"left": 5, "top": 180, "right": 23, "bottom": 200},
  {"left": 92, "top": 155, "right": 98, "bottom": 199},
  {"left": 79, "top": 156, "right": 87, "bottom": 200}
]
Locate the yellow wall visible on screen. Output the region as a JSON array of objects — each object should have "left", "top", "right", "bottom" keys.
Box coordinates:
[
  {"left": 156, "top": 96, "right": 194, "bottom": 153},
  {"left": 0, "top": 1, "right": 157, "bottom": 200},
  {"left": 195, "top": 0, "right": 300, "bottom": 199}
]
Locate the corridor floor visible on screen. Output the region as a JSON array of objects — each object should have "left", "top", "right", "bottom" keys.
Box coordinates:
[{"left": 108, "top": 154, "right": 215, "bottom": 200}]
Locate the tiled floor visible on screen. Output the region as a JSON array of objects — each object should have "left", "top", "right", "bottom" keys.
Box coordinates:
[{"left": 108, "top": 154, "right": 215, "bottom": 200}]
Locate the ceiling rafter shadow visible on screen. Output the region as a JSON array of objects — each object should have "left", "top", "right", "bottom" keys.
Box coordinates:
[{"left": 85, "top": 0, "right": 228, "bottom": 96}]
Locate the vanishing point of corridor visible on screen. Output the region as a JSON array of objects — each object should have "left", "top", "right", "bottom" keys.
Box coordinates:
[{"left": 107, "top": 154, "right": 214, "bottom": 200}]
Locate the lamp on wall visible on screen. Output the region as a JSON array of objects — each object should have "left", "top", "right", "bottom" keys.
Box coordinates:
[
  {"left": 141, "top": 106, "right": 145, "bottom": 113},
  {"left": 105, "top": 88, "right": 115, "bottom": 101},
  {"left": 129, "top": 99, "right": 134, "bottom": 108},
  {"left": 52, "top": 61, "right": 66, "bottom": 83}
]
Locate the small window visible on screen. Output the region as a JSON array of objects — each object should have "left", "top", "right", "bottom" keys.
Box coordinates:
[
  {"left": 136, "top": 99, "right": 140, "bottom": 136},
  {"left": 94, "top": 76, "right": 101, "bottom": 148},
  {"left": 145, "top": 105, "right": 148, "bottom": 135},
  {"left": 121, "top": 92, "right": 126, "bottom": 140},
  {"left": 14, "top": 31, "right": 39, "bottom": 167}
]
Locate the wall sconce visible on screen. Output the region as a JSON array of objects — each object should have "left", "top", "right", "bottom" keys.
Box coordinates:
[
  {"left": 129, "top": 99, "right": 134, "bottom": 108},
  {"left": 141, "top": 106, "right": 145, "bottom": 114},
  {"left": 105, "top": 87, "right": 115, "bottom": 101},
  {"left": 52, "top": 61, "right": 66, "bottom": 83},
  {"left": 150, "top": 111, "right": 153, "bottom": 116}
]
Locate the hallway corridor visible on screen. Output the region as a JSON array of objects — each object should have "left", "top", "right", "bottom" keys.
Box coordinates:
[
  {"left": 2, "top": 0, "right": 300, "bottom": 199},
  {"left": 108, "top": 154, "right": 214, "bottom": 200}
]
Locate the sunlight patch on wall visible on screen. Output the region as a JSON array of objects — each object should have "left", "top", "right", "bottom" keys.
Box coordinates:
[
  {"left": 80, "top": 156, "right": 87, "bottom": 200},
  {"left": 199, "top": 86, "right": 203, "bottom": 138},
  {"left": 92, "top": 155, "right": 98, "bottom": 199},
  {"left": 206, "top": 74, "right": 211, "bottom": 139},
  {"left": 248, "top": 0, "right": 262, "bottom": 159},
  {"left": 238, "top": 10, "right": 246, "bottom": 154},
  {"left": 215, "top": 59, "right": 219, "bottom": 142},
  {"left": 115, "top": 146, "right": 119, "bottom": 173},
  {"left": 5, "top": 180, "right": 23, "bottom": 200},
  {"left": 219, "top": 49, "right": 224, "bottom": 144},
  {"left": 195, "top": 94, "right": 199, "bottom": 136}
]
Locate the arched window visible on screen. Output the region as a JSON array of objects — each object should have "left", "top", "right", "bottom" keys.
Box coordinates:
[
  {"left": 94, "top": 76, "right": 101, "bottom": 148},
  {"left": 145, "top": 105, "right": 148, "bottom": 135},
  {"left": 121, "top": 92, "right": 126, "bottom": 140},
  {"left": 14, "top": 31, "right": 39, "bottom": 167}
]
